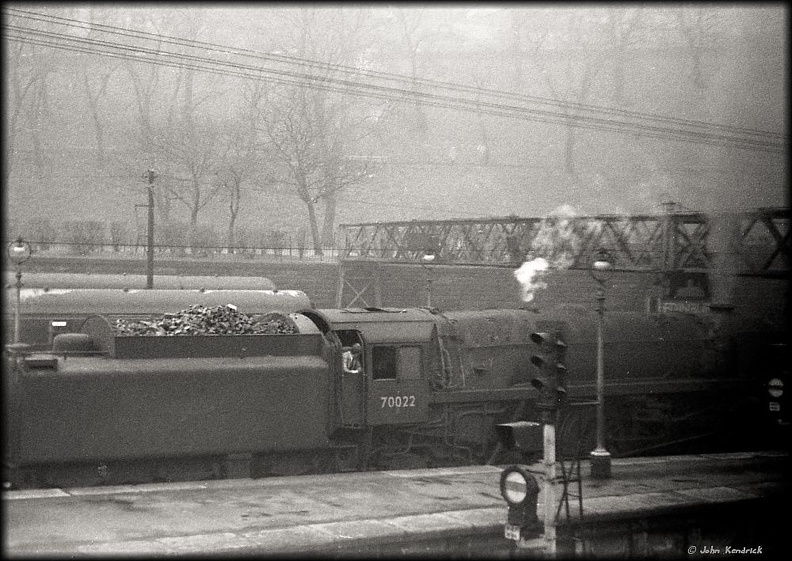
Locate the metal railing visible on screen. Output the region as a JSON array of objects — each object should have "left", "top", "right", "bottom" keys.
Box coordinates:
[{"left": 1, "top": 241, "right": 345, "bottom": 262}]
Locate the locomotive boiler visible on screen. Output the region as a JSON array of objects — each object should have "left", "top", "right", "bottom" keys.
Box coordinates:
[{"left": 3, "top": 300, "right": 786, "bottom": 490}]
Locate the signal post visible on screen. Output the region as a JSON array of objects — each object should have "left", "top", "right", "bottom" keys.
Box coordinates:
[{"left": 497, "top": 326, "right": 568, "bottom": 557}]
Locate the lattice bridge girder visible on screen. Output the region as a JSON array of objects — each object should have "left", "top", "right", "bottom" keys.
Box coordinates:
[{"left": 340, "top": 208, "right": 790, "bottom": 276}]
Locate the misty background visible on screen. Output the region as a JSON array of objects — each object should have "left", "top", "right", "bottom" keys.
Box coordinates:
[{"left": 3, "top": 4, "right": 787, "bottom": 255}]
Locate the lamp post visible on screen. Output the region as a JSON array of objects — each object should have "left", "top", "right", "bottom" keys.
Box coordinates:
[
  {"left": 7, "top": 238, "right": 32, "bottom": 344},
  {"left": 146, "top": 169, "right": 156, "bottom": 289},
  {"left": 590, "top": 248, "right": 613, "bottom": 479},
  {"left": 421, "top": 253, "right": 435, "bottom": 307}
]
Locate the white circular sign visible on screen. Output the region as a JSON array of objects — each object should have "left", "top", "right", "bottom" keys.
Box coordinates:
[
  {"left": 768, "top": 378, "right": 784, "bottom": 398},
  {"left": 502, "top": 470, "right": 528, "bottom": 504}
]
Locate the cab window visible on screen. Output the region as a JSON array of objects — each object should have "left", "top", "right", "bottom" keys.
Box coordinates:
[
  {"left": 372, "top": 346, "right": 397, "bottom": 380},
  {"left": 372, "top": 345, "right": 422, "bottom": 381},
  {"left": 399, "top": 347, "right": 421, "bottom": 380}
]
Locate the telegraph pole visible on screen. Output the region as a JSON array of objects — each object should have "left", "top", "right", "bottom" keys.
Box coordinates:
[{"left": 146, "top": 169, "right": 156, "bottom": 289}]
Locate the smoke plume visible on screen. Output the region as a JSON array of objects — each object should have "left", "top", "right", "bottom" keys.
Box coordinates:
[
  {"left": 514, "top": 258, "right": 549, "bottom": 302},
  {"left": 513, "top": 204, "right": 584, "bottom": 303}
]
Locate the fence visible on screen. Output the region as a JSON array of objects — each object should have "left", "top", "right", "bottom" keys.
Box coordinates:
[{"left": 1, "top": 240, "right": 345, "bottom": 262}]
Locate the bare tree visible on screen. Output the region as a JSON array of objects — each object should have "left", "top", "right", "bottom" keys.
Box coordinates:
[
  {"left": 3, "top": 41, "right": 47, "bottom": 184},
  {"left": 27, "top": 62, "right": 55, "bottom": 173},
  {"left": 3, "top": 8, "right": 62, "bottom": 178},
  {"left": 672, "top": 7, "right": 723, "bottom": 90},
  {"left": 215, "top": 80, "right": 268, "bottom": 253},
  {"left": 160, "top": 8, "right": 234, "bottom": 251},
  {"left": 604, "top": 7, "right": 644, "bottom": 107},
  {"left": 507, "top": 7, "right": 531, "bottom": 93},
  {"left": 120, "top": 13, "right": 172, "bottom": 222},
  {"left": 124, "top": 57, "right": 159, "bottom": 156},
  {"left": 79, "top": 8, "right": 123, "bottom": 168},
  {"left": 154, "top": 115, "right": 224, "bottom": 249},
  {"left": 81, "top": 62, "right": 118, "bottom": 168},
  {"left": 260, "top": 83, "right": 375, "bottom": 256},
  {"left": 256, "top": 7, "right": 381, "bottom": 255},
  {"left": 164, "top": 8, "right": 224, "bottom": 129},
  {"left": 518, "top": 8, "right": 626, "bottom": 179},
  {"left": 394, "top": 7, "right": 433, "bottom": 137}
]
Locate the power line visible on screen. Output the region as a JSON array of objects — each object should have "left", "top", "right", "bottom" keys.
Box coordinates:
[
  {"left": 6, "top": 6, "right": 785, "bottom": 142},
  {"left": 3, "top": 8, "right": 787, "bottom": 155},
  {"left": 6, "top": 27, "right": 783, "bottom": 155},
  {"left": 7, "top": 20, "right": 781, "bottom": 151}
]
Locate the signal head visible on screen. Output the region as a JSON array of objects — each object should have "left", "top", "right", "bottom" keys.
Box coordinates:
[{"left": 529, "top": 328, "right": 568, "bottom": 413}]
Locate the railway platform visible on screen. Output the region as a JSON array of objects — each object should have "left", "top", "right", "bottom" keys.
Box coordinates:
[{"left": 3, "top": 450, "right": 789, "bottom": 558}]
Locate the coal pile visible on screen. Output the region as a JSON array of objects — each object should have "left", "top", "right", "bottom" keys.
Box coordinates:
[{"left": 114, "top": 305, "right": 298, "bottom": 336}]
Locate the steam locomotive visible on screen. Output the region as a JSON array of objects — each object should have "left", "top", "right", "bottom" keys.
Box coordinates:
[{"left": 3, "top": 288, "right": 787, "bottom": 489}]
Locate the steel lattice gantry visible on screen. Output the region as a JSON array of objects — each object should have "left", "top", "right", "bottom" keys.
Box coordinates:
[{"left": 337, "top": 208, "right": 790, "bottom": 307}]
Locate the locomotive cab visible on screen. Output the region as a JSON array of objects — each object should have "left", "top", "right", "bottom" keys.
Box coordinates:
[
  {"left": 366, "top": 340, "right": 429, "bottom": 425},
  {"left": 309, "top": 308, "right": 435, "bottom": 430}
]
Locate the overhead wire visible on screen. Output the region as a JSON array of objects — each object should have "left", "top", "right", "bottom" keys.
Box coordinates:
[
  {"left": 3, "top": 8, "right": 787, "bottom": 154},
  {"left": 6, "top": 6, "right": 784, "bottom": 142},
  {"left": 5, "top": 35, "right": 783, "bottom": 220},
  {"left": 5, "top": 19, "right": 782, "bottom": 152},
  {"left": 5, "top": 11, "right": 785, "bottom": 223},
  {"left": 5, "top": 27, "right": 784, "bottom": 155}
]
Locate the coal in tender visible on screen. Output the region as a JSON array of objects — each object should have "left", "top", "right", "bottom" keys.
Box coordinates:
[{"left": 114, "top": 305, "right": 298, "bottom": 336}]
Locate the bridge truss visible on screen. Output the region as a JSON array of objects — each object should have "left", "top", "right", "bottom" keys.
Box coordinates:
[
  {"left": 340, "top": 207, "right": 790, "bottom": 275},
  {"left": 336, "top": 207, "right": 789, "bottom": 307}
]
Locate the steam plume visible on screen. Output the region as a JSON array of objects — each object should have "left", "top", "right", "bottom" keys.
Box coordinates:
[
  {"left": 513, "top": 204, "right": 584, "bottom": 303},
  {"left": 514, "top": 258, "right": 549, "bottom": 302}
]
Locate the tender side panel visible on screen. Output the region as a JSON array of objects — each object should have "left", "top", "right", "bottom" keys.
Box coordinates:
[{"left": 14, "top": 355, "right": 331, "bottom": 464}]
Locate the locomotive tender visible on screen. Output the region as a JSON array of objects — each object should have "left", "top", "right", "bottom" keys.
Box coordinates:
[
  {"left": 3, "top": 288, "right": 787, "bottom": 489},
  {"left": 3, "top": 287, "right": 312, "bottom": 349}
]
